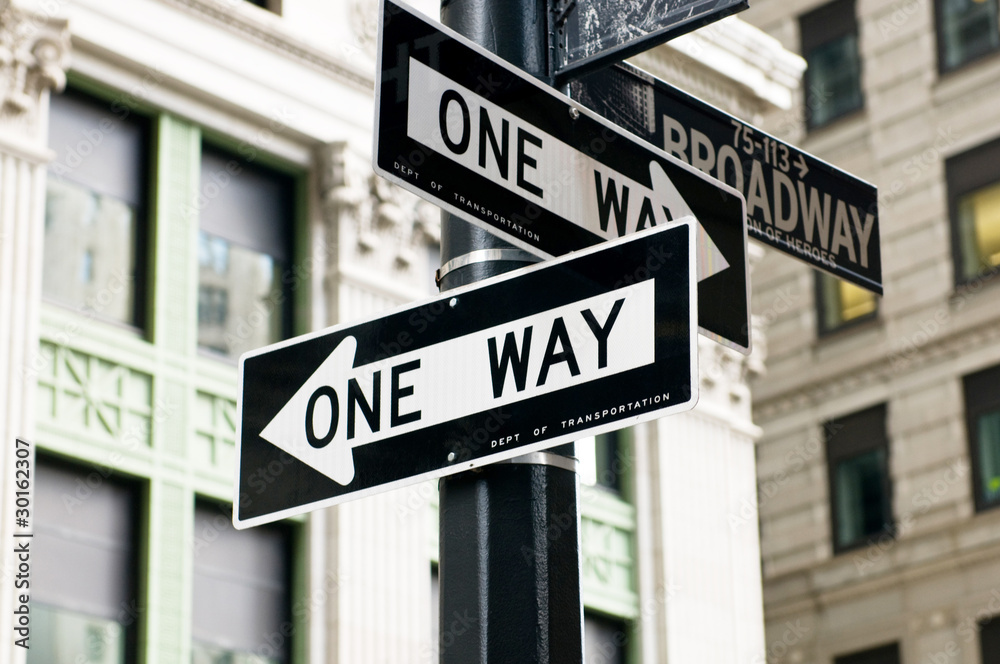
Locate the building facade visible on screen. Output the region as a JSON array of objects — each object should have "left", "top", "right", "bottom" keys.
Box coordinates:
[
  {"left": 741, "top": 0, "right": 1000, "bottom": 662},
  {"left": 0, "top": 1, "right": 801, "bottom": 662}
]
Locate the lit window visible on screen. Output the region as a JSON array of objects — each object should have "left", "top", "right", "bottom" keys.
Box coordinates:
[
  {"left": 834, "top": 642, "right": 900, "bottom": 664},
  {"left": 957, "top": 182, "right": 1000, "bottom": 275},
  {"left": 826, "top": 405, "right": 893, "bottom": 553},
  {"left": 800, "top": 0, "right": 864, "bottom": 130},
  {"left": 817, "top": 274, "right": 878, "bottom": 334},
  {"left": 197, "top": 146, "right": 295, "bottom": 359},
  {"left": 965, "top": 364, "right": 1000, "bottom": 511},
  {"left": 192, "top": 502, "right": 293, "bottom": 663},
  {"left": 30, "top": 459, "right": 140, "bottom": 664},
  {"left": 44, "top": 88, "right": 150, "bottom": 328},
  {"left": 936, "top": 0, "right": 1000, "bottom": 72},
  {"left": 946, "top": 137, "right": 1000, "bottom": 284}
]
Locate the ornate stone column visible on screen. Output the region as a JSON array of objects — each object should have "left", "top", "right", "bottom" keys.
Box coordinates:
[
  {"left": 0, "top": 3, "right": 70, "bottom": 661},
  {"left": 314, "top": 141, "right": 439, "bottom": 663},
  {"left": 633, "top": 245, "right": 769, "bottom": 663}
]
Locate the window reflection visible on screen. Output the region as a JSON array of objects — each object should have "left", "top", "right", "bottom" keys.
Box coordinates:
[
  {"left": 42, "top": 177, "right": 137, "bottom": 324},
  {"left": 197, "top": 231, "right": 284, "bottom": 358}
]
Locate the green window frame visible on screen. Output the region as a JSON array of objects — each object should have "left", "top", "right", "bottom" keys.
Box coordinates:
[{"left": 834, "top": 642, "right": 901, "bottom": 664}]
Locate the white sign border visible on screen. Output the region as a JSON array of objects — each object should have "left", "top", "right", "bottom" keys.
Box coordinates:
[{"left": 234, "top": 221, "right": 698, "bottom": 529}]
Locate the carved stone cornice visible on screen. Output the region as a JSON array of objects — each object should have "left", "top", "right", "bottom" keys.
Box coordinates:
[
  {"left": 0, "top": 2, "right": 70, "bottom": 143},
  {"left": 158, "top": 0, "right": 373, "bottom": 93},
  {"left": 317, "top": 142, "right": 440, "bottom": 298}
]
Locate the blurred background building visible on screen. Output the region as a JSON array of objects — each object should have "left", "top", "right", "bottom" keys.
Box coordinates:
[
  {"left": 741, "top": 0, "right": 1000, "bottom": 663},
  {"left": 0, "top": 0, "right": 808, "bottom": 662}
]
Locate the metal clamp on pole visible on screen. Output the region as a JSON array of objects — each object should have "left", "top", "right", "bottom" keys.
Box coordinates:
[
  {"left": 499, "top": 451, "right": 579, "bottom": 473},
  {"left": 435, "top": 248, "right": 541, "bottom": 287}
]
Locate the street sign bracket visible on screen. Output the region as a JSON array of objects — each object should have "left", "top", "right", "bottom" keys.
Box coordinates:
[{"left": 436, "top": 248, "right": 542, "bottom": 286}]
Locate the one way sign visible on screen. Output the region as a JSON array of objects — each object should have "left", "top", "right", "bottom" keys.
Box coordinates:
[
  {"left": 234, "top": 222, "right": 697, "bottom": 528},
  {"left": 374, "top": 0, "right": 751, "bottom": 353}
]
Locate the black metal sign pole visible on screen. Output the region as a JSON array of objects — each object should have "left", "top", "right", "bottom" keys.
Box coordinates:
[{"left": 436, "top": 1, "right": 584, "bottom": 662}]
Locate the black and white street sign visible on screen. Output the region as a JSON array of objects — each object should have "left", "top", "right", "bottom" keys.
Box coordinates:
[
  {"left": 234, "top": 222, "right": 697, "bottom": 528},
  {"left": 551, "top": 0, "right": 749, "bottom": 82},
  {"left": 374, "top": 0, "right": 751, "bottom": 353},
  {"left": 571, "top": 62, "right": 883, "bottom": 294}
]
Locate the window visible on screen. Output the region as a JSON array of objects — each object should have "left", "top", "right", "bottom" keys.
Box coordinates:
[
  {"left": 192, "top": 501, "right": 294, "bottom": 663},
  {"left": 44, "top": 87, "right": 151, "bottom": 328},
  {"left": 197, "top": 145, "right": 295, "bottom": 359},
  {"left": 936, "top": 0, "right": 1000, "bottom": 72},
  {"left": 826, "top": 405, "right": 893, "bottom": 553},
  {"left": 30, "top": 458, "right": 141, "bottom": 664},
  {"left": 965, "top": 364, "right": 1000, "bottom": 511},
  {"left": 816, "top": 273, "right": 878, "bottom": 334},
  {"left": 947, "top": 137, "right": 1000, "bottom": 285},
  {"left": 982, "top": 615, "right": 1000, "bottom": 663},
  {"left": 584, "top": 612, "right": 629, "bottom": 664},
  {"left": 578, "top": 430, "right": 628, "bottom": 494},
  {"left": 800, "top": 0, "right": 864, "bottom": 130},
  {"left": 834, "top": 642, "right": 901, "bottom": 664}
]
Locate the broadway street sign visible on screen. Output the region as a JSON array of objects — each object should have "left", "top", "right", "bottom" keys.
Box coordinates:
[
  {"left": 374, "top": 0, "right": 751, "bottom": 353},
  {"left": 234, "top": 222, "right": 697, "bottom": 528},
  {"left": 551, "top": 0, "right": 749, "bottom": 83},
  {"left": 571, "top": 62, "right": 882, "bottom": 294}
]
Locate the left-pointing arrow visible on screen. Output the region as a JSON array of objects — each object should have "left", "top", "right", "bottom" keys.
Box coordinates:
[{"left": 260, "top": 335, "right": 361, "bottom": 485}]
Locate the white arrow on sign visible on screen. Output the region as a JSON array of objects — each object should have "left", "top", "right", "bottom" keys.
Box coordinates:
[
  {"left": 406, "top": 58, "right": 729, "bottom": 281},
  {"left": 259, "top": 279, "right": 656, "bottom": 485}
]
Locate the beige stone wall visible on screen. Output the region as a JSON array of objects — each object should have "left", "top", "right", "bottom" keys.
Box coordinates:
[{"left": 742, "top": 0, "right": 1000, "bottom": 661}]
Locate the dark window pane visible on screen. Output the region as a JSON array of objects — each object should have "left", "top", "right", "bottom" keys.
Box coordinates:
[
  {"left": 806, "top": 33, "right": 864, "bottom": 127},
  {"left": 983, "top": 616, "right": 1000, "bottom": 664},
  {"left": 834, "top": 448, "right": 890, "bottom": 547},
  {"left": 30, "top": 459, "right": 139, "bottom": 664},
  {"left": 834, "top": 642, "right": 900, "bottom": 664},
  {"left": 825, "top": 405, "right": 892, "bottom": 552},
  {"left": 197, "top": 146, "right": 294, "bottom": 358},
  {"left": 192, "top": 502, "right": 291, "bottom": 662},
  {"left": 938, "top": 0, "right": 1000, "bottom": 72},
  {"left": 800, "top": 0, "right": 864, "bottom": 130},
  {"left": 44, "top": 89, "right": 149, "bottom": 327},
  {"left": 976, "top": 411, "right": 1000, "bottom": 505},
  {"left": 584, "top": 612, "right": 628, "bottom": 664},
  {"left": 964, "top": 364, "right": 1000, "bottom": 511}
]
